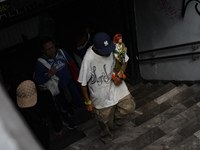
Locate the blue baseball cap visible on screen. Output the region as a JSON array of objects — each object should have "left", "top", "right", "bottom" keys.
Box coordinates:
[{"left": 93, "top": 32, "right": 115, "bottom": 55}]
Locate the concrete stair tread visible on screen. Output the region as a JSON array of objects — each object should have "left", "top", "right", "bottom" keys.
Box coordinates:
[
  {"left": 171, "top": 135, "right": 200, "bottom": 150},
  {"left": 136, "top": 82, "right": 177, "bottom": 108},
  {"left": 64, "top": 130, "right": 101, "bottom": 150},
  {"left": 103, "top": 103, "right": 188, "bottom": 149},
  {"left": 126, "top": 82, "right": 145, "bottom": 93},
  {"left": 77, "top": 117, "right": 99, "bottom": 136},
  {"left": 135, "top": 83, "right": 200, "bottom": 126},
  {"left": 167, "top": 83, "right": 200, "bottom": 107},
  {"left": 142, "top": 124, "right": 200, "bottom": 150},
  {"left": 136, "top": 84, "right": 188, "bottom": 116},
  {"left": 154, "top": 83, "right": 188, "bottom": 105},
  {"left": 132, "top": 82, "right": 165, "bottom": 101},
  {"left": 76, "top": 82, "right": 177, "bottom": 138},
  {"left": 63, "top": 82, "right": 200, "bottom": 150},
  {"left": 67, "top": 102, "right": 187, "bottom": 149},
  {"left": 112, "top": 103, "right": 200, "bottom": 150},
  {"left": 112, "top": 86, "right": 200, "bottom": 147},
  {"left": 130, "top": 82, "right": 154, "bottom": 98},
  {"left": 142, "top": 103, "right": 200, "bottom": 150}
]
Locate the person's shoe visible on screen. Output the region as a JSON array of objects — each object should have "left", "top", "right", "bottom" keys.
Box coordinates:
[
  {"left": 99, "top": 138, "right": 112, "bottom": 144},
  {"left": 134, "top": 110, "right": 143, "bottom": 115},
  {"left": 63, "top": 117, "right": 77, "bottom": 130},
  {"left": 114, "top": 119, "right": 123, "bottom": 127},
  {"left": 68, "top": 107, "right": 76, "bottom": 117},
  {"left": 61, "top": 107, "right": 76, "bottom": 117}
]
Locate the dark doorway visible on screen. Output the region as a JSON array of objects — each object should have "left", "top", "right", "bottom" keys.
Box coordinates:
[{"left": 0, "top": 0, "right": 140, "bottom": 84}]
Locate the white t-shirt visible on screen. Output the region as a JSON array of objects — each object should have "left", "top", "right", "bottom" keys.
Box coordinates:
[{"left": 78, "top": 46, "right": 130, "bottom": 109}]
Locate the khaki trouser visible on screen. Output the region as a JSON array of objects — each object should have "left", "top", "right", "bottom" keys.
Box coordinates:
[{"left": 94, "top": 94, "right": 136, "bottom": 143}]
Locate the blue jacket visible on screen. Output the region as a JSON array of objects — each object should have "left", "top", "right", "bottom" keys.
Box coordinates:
[{"left": 34, "top": 48, "right": 78, "bottom": 88}]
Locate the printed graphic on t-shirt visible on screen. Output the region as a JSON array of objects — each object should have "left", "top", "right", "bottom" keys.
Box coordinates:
[
  {"left": 54, "top": 60, "right": 65, "bottom": 71},
  {"left": 48, "top": 55, "right": 66, "bottom": 71},
  {"left": 91, "top": 64, "right": 111, "bottom": 86}
]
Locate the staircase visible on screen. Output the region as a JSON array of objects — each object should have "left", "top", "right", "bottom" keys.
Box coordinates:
[{"left": 60, "top": 81, "right": 200, "bottom": 150}]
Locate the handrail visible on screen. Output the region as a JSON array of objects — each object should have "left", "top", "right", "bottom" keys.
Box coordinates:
[
  {"left": 138, "top": 40, "right": 200, "bottom": 55},
  {"left": 139, "top": 51, "right": 200, "bottom": 62}
]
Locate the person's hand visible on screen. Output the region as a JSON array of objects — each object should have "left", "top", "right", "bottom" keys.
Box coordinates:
[
  {"left": 55, "top": 130, "right": 62, "bottom": 138},
  {"left": 48, "top": 67, "right": 57, "bottom": 78},
  {"left": 112, "top": 77, "right": 122, "bottom": 86},
  {"left": 86, "top": 103, "right": 95, "bottom": 114}
]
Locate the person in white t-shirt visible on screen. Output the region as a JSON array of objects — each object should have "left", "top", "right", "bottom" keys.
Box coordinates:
[{"left": 78, "top": 32, "right": 136, "bottom": 144}]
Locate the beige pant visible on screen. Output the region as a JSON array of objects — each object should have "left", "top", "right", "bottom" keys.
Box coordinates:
[{"left": 94, "top": 94, "right": 136, "bottom": 142}]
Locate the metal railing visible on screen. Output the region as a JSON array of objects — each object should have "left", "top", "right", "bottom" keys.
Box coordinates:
[
  {"left": 138, "top": 41, "right": 200, "bottom": 62},
  {"left": 139, "top": 51, "right": 200, "bottom": 62}
]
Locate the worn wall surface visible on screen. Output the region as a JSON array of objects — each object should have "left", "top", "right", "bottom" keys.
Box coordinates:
[{"left": 135, "top": 0, "right": 200, "bottom": 81}]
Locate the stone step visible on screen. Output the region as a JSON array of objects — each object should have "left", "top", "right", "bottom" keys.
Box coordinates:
[
  {"left": 75, "top": 82, "right": 150, "bottom": 137},
  {"left": 126, "top": 82, "right": 145, "bottom": 93},
  {"left": 65, "top": 83, "right": 179, "bottom": 149},
  {"left": 91, "top": 103, "right": 186, "bottom": 150},
  {"left": 142, "top": 103, "right": 200, "bottom": 150},
  {"left": 167, "top": 83, "right": 200, "bottom": 107},
  {"left": 127, "top": 84, "right": 200, "bottom": 138},
  {"left": 158, "top": 102, "right": 200, "bottom": 135},
  {"left": 132, "top": 82, "right": 165, "bottom": 102},
  {"left": 135, "top": 84, "right": 200, "bottom": 126},
  {"left": 109, "top": 96, "right": 200, "bottom": 150},
  {"left": 154, "top": 84, "right": 188, "bottom": 105},
  {"left": 64, "top": 83, "right": 200, "bottom": 150},
  {"left": 181, "top": 89, "right": 200, "bottom": 109},
  {"left": 130, "top": 82, "right": 154, "bottom": 99},
  {"left": 135, "top": 82, "right": 176, "bottom": 109},
  {"left": 77, "top": 117, "right": 99, "bottom": 136},
  {"left": 138, "top": 87, "right": 200, "bottom": 150},
  {"left": 136, "top": 84, "right": 188, "bottom": 117},
  {"left": 65, "top": 82, "right": 157, "bottom": 150},
  {"left": 76, "top": 83, "right": 169, "bottom": 139},
  {"left": 171, "top": 135, "right": 200, "bottom": 150},
  {"left": 64, "top": 130, "right": 101, "bottom": 150},
  {"left": 68, "top": 95, "right": 191, "bottom": 149},
  {"left": 101, "top": 104, "right": 187, "bottom": 150}
]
